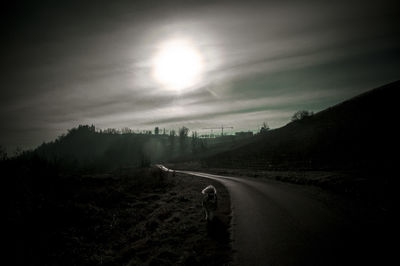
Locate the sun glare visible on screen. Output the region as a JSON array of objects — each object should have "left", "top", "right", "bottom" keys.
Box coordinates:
[{"left": 152, "top": 39, "right": 203, "bottom": 91}]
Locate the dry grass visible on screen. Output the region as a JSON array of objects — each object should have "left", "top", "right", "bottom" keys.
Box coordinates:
[
  {"left": 117, "top": 170, "right": 232, "bottom": 266},
  {"left": 12, "top": 167, "right": 232, "bottom": 265}
]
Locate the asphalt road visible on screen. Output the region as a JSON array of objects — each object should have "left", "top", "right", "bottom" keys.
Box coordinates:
[{"left": 157, "top": 165, "right": 392, "bottom": 265}]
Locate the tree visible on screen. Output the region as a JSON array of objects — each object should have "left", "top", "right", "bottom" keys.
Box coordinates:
[
  {"left": 291, "top": 110, "right": 314, "bottom": 122},
  {"left": 14, "top": 146, "right": 23, "bottom": 157},
  {"left": 179, "top": 126, "right": 189, "bottom": 138},
  {"left": 191, "top": 131, "right": 198, "bottom": 154},
  {"left": 260, "top": 122, "right": 270, "bottom": 134},
  {"left": 169, "top": 129, "right": 176, "bottom": 151},
  {"left": 0, "top": 145, "right": 7, "bottom": 160},
  {"left": 179, "top": 126, "right": 189, "bottom": 152},
  {"left": 121, "top": 127, "right": 132, "bottom": 134},
  {"left": 104, "top": 128, "right": 118, "bottom": 134}
]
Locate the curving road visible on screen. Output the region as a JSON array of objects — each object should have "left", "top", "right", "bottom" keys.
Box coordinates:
[{"left": 158, "top": 166, "right": 391, "bottom": 266}]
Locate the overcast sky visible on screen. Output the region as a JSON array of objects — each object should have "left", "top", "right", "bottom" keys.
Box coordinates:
[{"left": 1, "top": 0, "right": 399, "bottom": 152}]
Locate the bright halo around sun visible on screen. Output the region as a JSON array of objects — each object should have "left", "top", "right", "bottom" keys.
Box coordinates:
[{"left": 152, "top": 39, "right": 204, "bottom": 91}]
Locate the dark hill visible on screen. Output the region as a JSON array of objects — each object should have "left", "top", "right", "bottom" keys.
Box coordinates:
[
  {"left": 204, "top": 80, "right": 399, "bottom": 171},
  {"left": 31, "top": 125, "right": 252, "bottom": 172},
  {"left": 33, "top": 126, "right": 171, "bottom": 171}
]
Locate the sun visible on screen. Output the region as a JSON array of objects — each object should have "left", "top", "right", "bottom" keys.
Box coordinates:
[{"left": 152, "top": 39, "right": 204, "bottom": 91}]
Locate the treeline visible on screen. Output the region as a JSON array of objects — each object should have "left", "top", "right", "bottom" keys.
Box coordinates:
[
  {"left": 20, "top": 125, "right": 210, "bottom": 172},
  {"left": 2, "top": 134, "right": 171, "bottom": 265}
]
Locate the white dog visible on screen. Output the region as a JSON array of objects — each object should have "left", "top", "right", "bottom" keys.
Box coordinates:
[{"left": 201, "top": 185, "right": 218, "bottom": 221}]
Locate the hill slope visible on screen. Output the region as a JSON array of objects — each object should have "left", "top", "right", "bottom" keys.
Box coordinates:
[
  {"left": 204, "top": 80, "right": 399, "bottom": 170},
  {"left": 34, "top": 126, "right": 171, "bottom": 171}
]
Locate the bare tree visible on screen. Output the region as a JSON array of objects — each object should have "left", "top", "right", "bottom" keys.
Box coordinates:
[
  {"left": 179, "top": 126, "right": 189, "bottom": 138},
  {"left": 121, "top": 127, "right": 132, "bottom": 134},
  {"left": 291, "top": 110, "right": 314, "bottom": 122},
  {"left": 260, "top": 122, "right": 270, "bottom": 134},
  {"left": 169, "top": 129, "right": 176, "bottom": 152},
  {"left": 179, "top": 126, "right": 189, "bottom": 152},
  {"left": 0, "top": 145, "right": 7, "bottom": 160},
  {"left": 14, "top": 146, "right": 23, "bottom": 157},
  {"left": 191, "top": 131, "right": 198, "bottom": 153}
]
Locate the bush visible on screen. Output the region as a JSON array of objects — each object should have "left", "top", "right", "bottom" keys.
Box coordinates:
[{"left": 291, "top": 110, "right": 314, "bottom": 122}]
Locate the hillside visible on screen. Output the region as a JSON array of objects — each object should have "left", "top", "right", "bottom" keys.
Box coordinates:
[
  {"left": 203, "top": 80, "right": 399, "bottom": 171},
  {"left": 34, "top": 126, "right": 171, "bottom": 171}
]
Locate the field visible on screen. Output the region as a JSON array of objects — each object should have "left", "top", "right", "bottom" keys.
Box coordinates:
[{"left": 7, "top": 164, "right": 231, "bottom": 266}]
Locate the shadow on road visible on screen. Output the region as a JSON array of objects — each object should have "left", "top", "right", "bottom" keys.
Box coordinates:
[{"left": 207, "top": 217, "right": 230, "bottom": 244}]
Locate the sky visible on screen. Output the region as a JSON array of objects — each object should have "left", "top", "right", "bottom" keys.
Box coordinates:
[{"left": 1, "top": 0, "right": 399, "bottom": 152}]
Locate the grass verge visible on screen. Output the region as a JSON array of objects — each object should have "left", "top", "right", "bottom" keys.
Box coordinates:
[{"left": 7, "top": 164, "right": 232, "bottom": 266}]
